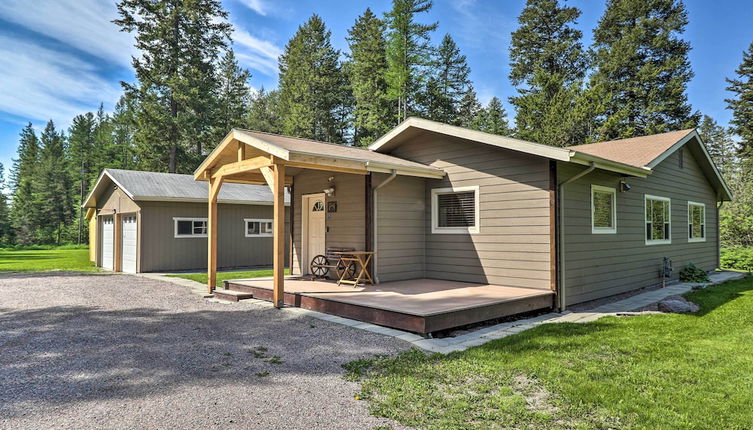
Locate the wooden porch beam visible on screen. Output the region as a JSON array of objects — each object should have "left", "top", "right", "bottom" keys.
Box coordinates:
[
  {"left": 272, "top": 163, "right": 286, "bottom": 307},
  {"left": 207, "top": 176, "right": 224, "bottom": 294},
  {"left": 259, "top": 166, "right": 274, "bottom": 194},
  {"left": 221, "top": 172, "right": 293, "bottom": 186},
  {"left": 211, "top": 155, "right": 272, "bottom": 179},
  {"left": 237, "top": 140, "right": 246, "bottom": 162}
]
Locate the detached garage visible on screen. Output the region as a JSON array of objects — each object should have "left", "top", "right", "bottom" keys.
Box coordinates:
[{"left": 83, "top": 169, "right": 289, "bottom": 273}]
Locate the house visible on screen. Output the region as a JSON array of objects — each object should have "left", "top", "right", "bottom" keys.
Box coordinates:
[
  {"left": 83, "top": 169, "right": 289, "bottom": 273},
  {"left": 192, "top": 118, "right": 730, "bottom": 333}
]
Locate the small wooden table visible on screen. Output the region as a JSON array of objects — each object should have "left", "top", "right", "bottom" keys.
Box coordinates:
[{"left": 334, "top": 251, "right": 375, "bottom": 286}]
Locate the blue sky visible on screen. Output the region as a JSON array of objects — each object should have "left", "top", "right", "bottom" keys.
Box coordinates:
[{"left": 0, "top": 0, "right": 751, "bottom": 179}]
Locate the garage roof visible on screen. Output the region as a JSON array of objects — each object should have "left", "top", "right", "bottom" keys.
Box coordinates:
[{"left": 83, "top": 169, "right": 288, "bottom": 208}]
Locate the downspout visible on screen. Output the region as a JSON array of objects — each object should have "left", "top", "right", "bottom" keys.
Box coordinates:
[
  {"left": 372, "top": 170, "right": 398, "bottom": 284},
  {"left": 558, "top": 162, "right": 596, "bottom": 311},
  {"left": 717, "top": 198, "right": 724, "bottom": 270}
]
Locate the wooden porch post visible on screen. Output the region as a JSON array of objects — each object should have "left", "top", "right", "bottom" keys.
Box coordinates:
[
  {"left": 207, "top": 176, "right": 224, "bottom": 294},
  {"left": 273, "top": 162, "right": 286, "bottom": 308}
]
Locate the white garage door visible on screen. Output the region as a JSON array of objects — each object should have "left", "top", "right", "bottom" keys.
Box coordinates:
[
  {"left": 101, "top": 216, "right": 114, "bottom": 271},
  {"left": 121, "top": 215, "right": 137, "bottom": 273}
]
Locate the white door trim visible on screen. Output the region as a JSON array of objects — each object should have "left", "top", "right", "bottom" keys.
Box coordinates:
[{"left": 301, "top": 193, "right": 326, "bottom": 275}]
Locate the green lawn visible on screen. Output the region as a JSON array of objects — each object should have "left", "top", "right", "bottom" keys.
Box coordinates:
[
  {"left": 167, "top": 268, "right": 289, "bottom": 287},
  {"left": 0, "top": 247, "right": 96, "bottom": 272},
  {"left": 346, "top": 277, "right": 753, "bottom": 429}
]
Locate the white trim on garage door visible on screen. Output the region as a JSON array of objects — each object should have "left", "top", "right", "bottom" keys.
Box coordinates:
[
  {"left": 101, "top": 216, "right": 114, "bottom": 271},
  {"left": 121, "top": 214, "right": 137, "bottom": 273}
]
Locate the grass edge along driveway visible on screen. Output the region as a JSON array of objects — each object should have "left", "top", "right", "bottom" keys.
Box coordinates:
[
  {"left": 167, "top": 269, "right": 290, "bottom": 287},
  {"left": 345, "top": 277, "right": 753, "bottom": 430},
  {"left": 0, "top": 247, "right": 96, "bottom": 272}
]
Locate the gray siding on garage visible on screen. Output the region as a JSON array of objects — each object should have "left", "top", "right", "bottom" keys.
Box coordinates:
[
  {"left": 139, "top": 201, "right": 289, "bottom": 272},
  {"left": 559, "top": 147, "right": 719, "bottom": 305},
  {"left": 374, "top": 173, "right": 426, "bottom": 282},
  {"left": 291, "top": 170, "right": 366, "bottom": 275},
  {"left": 386, "top": 133, "right": 553, "bottom": 290}
]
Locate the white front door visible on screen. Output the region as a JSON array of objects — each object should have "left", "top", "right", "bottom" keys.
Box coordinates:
[
  {"left": 101, "top": 216, "right": 114, "bottom": 271},
  {"left": 121, "top": 215, "right": 137, "bottom": 273},
  {"left": 304, "top": 194, "right": 326, "bottom": 273}
]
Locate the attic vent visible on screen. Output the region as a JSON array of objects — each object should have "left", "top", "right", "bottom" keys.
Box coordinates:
[{"left": 679, "top": 148, "right": 684, "bottom": 169}]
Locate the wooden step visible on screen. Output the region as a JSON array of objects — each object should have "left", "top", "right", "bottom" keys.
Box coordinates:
[
  {"left": 213, "top": 289, "right": 254, "bottom": 302},
  {"left": 222, "top": 281, "right": 257, "bottom": 295}
]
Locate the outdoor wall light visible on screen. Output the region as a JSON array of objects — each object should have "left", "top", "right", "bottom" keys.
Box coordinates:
[{"left": 620, "top": 180, "right": 632, "bottom": 192}]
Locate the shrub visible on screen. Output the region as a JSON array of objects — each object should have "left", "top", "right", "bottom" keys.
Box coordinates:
[
  {"left": 720, "top": 247, "right": 753, "bottom": 272},
  {"left": 679, "top": 263, "right": 710, "bottom": 283}
]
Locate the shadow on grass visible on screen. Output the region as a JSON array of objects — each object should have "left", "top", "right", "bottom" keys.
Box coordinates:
[{"left": 684, "top": 276, "right": 753, "bottom": 316}]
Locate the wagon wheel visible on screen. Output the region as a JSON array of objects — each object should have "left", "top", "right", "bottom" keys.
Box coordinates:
[
  {"left": 335, "top": 259, "right": 357, "bottom": 280},
  {"left": 310, "top": 255, "right": 330, "bottom": 278}
]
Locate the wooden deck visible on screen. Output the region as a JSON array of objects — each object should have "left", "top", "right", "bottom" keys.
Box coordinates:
[{"left": 219, "top": 277, "right": 555, "bottom": 334}]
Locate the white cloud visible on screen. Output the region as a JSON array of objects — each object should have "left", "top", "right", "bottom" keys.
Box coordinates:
[
  {"left": 0, "top": 0, "right": 135, "bottom": 66},
  {"left": 235, "top": 0, "right": 268, "bottom": 16},
  {"left": 231, "top": 24, "right": 282, "bottom": 76},
  {"left": 0, "top": 35, "right": 122, "bottom": 125}
]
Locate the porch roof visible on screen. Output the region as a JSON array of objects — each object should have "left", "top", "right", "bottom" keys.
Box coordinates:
[{"left": 194, "top": 129, "right": 445, "bottom": 182}]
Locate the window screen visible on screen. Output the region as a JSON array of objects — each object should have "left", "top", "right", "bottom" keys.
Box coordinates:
[
  {"left": 645, "top": 197, "right": 671, "bottom": 243},
  {"left": 688, "top": 203, "right": 705, "bottom": 241},
  {"left": 437, "top": 191, "right": 475, "bottom": 228}
]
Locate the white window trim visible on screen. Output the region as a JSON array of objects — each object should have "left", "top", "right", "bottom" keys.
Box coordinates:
[
  {"left": 173, "top": 217, "right": 208, "bottom": 238},
  {"left": 591, "top": 185, "right": 617, "bottom": 234},
  {"left": 244, "top": 218, "right": 274, "bottom": 237},
  {"left": 431, "top": 185, "right": 480, "bottom": 234},
  {"left": 644, "top": 195, "right": 671, "bottom": 245},
  {"left": 687, "top": 201, "right": 706, "bottom": 243}
]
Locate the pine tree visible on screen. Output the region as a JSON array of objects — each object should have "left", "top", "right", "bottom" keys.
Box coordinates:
[
  {"left": 112, "top": 94, "right": 138, "bottom": 169},
  {"left": 278, "top": 14, "right": 347, "bottom": 142},
  {"left": 476, "top": 97, "right": 512, "bottom": 136},
  {"left": 422, "top": 34, "right": 471, "bottom": 123},
  {"left": 384, "top": 0, "right": 437, "bottom": 123},
  {"left": 509, "top": 0, "right": 588, "bottom": 146},
  {"left": 698, "top": 115, "right": 737, "bottom": 179},
  {"left": 68, "top": 113, "right": 96, "bottom": 244},
  {"left": 33, "top": 121, "right": 74, "bottom": 245},
  {"left": 247, "top": 87, "right": 282, "bottom": 134},
  {"left": 457, "top": 85, "right": 482, "bottom": 128},
  {"left": 114, "top": 0, "right": 231, "bottom": 172},
  {"left": 0, "top": 164, "right": 12, "bottom": 245},
  {"left": 9, "top": 123, "right": 40, "bottom": 245},
  {"left": 346, "top": 8, "right": 392, "bottom": 145},
  {"left": 589, "top": 0, "right": 698, "bottom": 141},
  {"left": 213, "top": 49, "right": 251, "bottom": 144},
  {"left": 726, "top": 41, "right": 753, "bottom": 167}
]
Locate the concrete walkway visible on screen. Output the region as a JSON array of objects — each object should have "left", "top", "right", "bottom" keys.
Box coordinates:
[{"left": 142, "top": 271, "right": 746, "bottom": 354}]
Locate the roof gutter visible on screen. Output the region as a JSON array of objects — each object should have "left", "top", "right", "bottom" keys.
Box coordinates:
[
  {"left": 569, "top": 151, "right": 651, "bottom": 178},
  {"left": 557, "top": 162, "right": 596, "bottom": 311},
  {"left": 365, "top": 161, "right": 445, "bottom": 179}
]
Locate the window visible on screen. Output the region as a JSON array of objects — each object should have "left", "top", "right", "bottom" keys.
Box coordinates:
[
  {"left": 312, "top": 201, "right": 324, "bottom": 212},
  {"left": 431, "top": 186, "right": 479, "bottom": 234},
  {"left": 174, "top": 217, "right": 207, "bottom": 238},
  {"left": 591, "top": 185, "right": 617, "bottom": 234},
  {"left": 688, "top": 202, "right": 706, "bottom": 242},
  {"left": 245, "top": 218, "right": 273, "bottom": 237},
  {"left": 645, "top": 195, "right": 671, "bottom": 245}
]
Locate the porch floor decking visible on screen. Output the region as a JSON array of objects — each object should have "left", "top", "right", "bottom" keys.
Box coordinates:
[{"left": 223, "top": 277, "right": 555, "bottom": 333}]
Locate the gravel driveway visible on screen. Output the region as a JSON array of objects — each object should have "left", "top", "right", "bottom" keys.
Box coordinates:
[{"left": 0, "top": 273, "right": 410, "bottom": 429}]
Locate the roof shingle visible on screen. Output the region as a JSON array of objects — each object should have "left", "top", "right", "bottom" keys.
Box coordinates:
[{"left": 568, "top": 129, "right": 695, "bottom": 168}]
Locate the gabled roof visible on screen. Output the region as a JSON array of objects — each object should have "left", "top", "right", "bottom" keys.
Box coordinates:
[
  {"left": 368, "top": 117, "right": 651, "bottom": 177},
  {"left": 83, "top": 169, "right": 288, "bottom": 208},
  {"left": 568, "top": 129, "right": 696, "bottom": 169},
  {"left": 569, "top": 129, "right": 732, "bottom": 201},
  {"left": 194, "top": 129, "right": 445, "bottom": 180}
]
